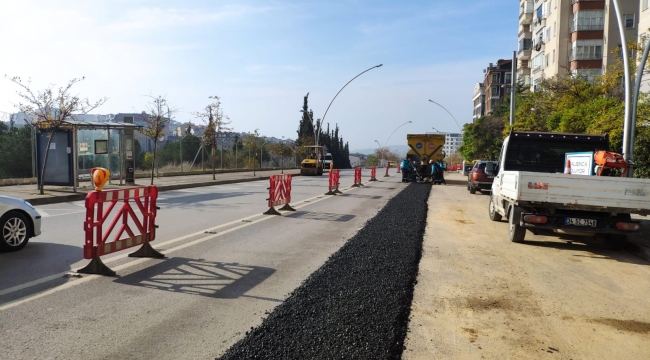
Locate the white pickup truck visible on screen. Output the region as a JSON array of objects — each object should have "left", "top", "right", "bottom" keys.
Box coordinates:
[{"left": 489, "top": 131, "right": 650, "bottom": 249}]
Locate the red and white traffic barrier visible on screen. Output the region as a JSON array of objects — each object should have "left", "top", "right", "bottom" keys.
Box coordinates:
[
  {"left": 325, "top": 169, "right": 343, "bottom": 195},
  {"left": 78, "top": 186, "right": 162, "bottom": 276},
  {"left": 384, "top": 163, "right": 390, "bottom": 177},
  {"left": 264, "top": 174, "right": 296, "bottom": 215},
  {"left": 351, "top": 167, "right": 364, "bottom": 187},
  {"left": 370, "top": 166, "right": 378, "bottom": 181}
]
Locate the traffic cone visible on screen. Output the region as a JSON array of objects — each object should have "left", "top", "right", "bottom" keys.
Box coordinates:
[{"left": 564, "top": 159, "right": 572, "bottom": 175}]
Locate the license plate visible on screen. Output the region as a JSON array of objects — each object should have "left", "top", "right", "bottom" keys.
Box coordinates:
[
  {"left": 487, "top": 175, "right": 494, "bottom": 178},
  {"left": 565, "top": 217, "right": 597, "bottom": 227}
]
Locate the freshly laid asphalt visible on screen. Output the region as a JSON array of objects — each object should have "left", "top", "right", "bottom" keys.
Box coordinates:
[{"left": 219, "top": 182, "right": 431, "bottom": 360}]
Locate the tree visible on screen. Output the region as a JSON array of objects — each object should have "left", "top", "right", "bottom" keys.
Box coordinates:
[
  {"left": 0, "top": 124, "right": 32, "bottom": 179},
  {"left": 243, "top": 130, "right": 261, "bottom": 176},
  {"left": 193, "top": 96, "right": 232, "bottom": 180},
  {"left": 140, "top": 95, "right": 173, "bottom": 185},
  {"left": 267, "top": 142, "right": 296, "bottom": 173},
  {"left": 458, "top": 115, "right": 506, "bottom": 161},
  {"left": 6, "top": 76, "right": 106, "bottom": 194}
]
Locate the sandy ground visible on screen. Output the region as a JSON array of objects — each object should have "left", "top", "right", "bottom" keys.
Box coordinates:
[{"left": 404, "top": 172, "right": 650, "bottom": 360}]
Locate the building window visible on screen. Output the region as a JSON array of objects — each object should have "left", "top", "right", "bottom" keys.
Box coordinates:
[
  {"left": 645, "top": 0, "right": 649, "bottom": 11},
  {"left": 533, "top": 53, "right": 544, "bottom": 71},
  {"left": 545, "top": 54, "right": 549, "bottom": 67},
  {"left": 552, "top": 50, "right": 555, "bottom": 63},
  {"left": 546, "top": 28, "right": 551, "bottom": 42},
  {"left": 492, "top": 73, "right": 500, "bottom": 83},
  {"left": 554, "top": 22, "right": 556, "bottom": 36},
  {"left": 572, "top": 10, "right": 604, "bottom": 32},
  {"left": 571, "top": 40, "right": 603, "bottom": 61},
  {"left": 505, "top": 73, "right": 512, "bottom": 84},
  {"left": 492, "top": 86, "right": 499, "bottom": 96},
  {"left": 571, "top": 69, "right": 602, "bottom": 83},
  {"left": 625, "top": 14, "right": 635, "bottom": 28}
]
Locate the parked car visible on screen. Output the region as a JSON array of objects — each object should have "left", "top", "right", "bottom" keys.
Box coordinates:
[
  {"left": 467, "top": 161, "right": 498, "bottom": 194},
  {"left": 0, "top": 196, "right": 41, "bottom": 251}
]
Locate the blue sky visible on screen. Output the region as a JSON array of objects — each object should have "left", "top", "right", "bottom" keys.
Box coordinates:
[{"left": 0, "top": 0, "right": 517, "bottom": 150}]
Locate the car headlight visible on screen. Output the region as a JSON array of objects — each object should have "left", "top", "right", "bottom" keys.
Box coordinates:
[{"left": 24, "top": 201, "right": 35, "bottom": 210}]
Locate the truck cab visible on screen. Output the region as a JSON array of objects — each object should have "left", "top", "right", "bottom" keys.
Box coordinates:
[{"left": 323, "top": 153, "right": 333, "bottom": 171}]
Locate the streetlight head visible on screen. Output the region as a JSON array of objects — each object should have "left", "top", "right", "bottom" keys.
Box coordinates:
[
  {"left": 428, "top": 99, "right": 434, "bottom": 103},
  {"left": 408, "top": 121, "right": 412, "bottom": 123},
  {"left": 376, "top": 64, "right": 383, "bottom": 68}
]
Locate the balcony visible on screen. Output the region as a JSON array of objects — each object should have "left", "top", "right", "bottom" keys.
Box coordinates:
[
  {"left": 518, "top": 49, "right": 532, "bottom": 60},
  {"left": 570, "top": 53, "right": 603, "bottom": 61},
  {"left": 518, "top": 29, "right": 532, "bottom": 40},
  {"left": 532, "top": 66, "right": 543, "bottom": 74},
  {"left": 570, "top": 23, "right": 604, "bottom": 32}
]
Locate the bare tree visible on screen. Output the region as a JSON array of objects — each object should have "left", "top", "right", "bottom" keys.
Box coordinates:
[
  {"left": 193, "top": 96, "right": 232, "bottom": 180},
  {"left": 140, "top": 95, "right": 173, "bottom": 185},
  {"left": 6, "top": 76, "right": 107, "bottom": 194},
  {"left": 243, "top": 130, "right": 261, "bottom": 176}
]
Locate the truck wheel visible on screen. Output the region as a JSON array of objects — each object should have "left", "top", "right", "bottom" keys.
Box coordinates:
[
  {"left": 508, "top": 207, "right": 526, "bottom": 243},
  {"left": 469, "top": 186, "right": 476, "bottom": 194},
  {"left": 605, "top": 234, "right": 627, "bottom": 251},
  {"left": 489, "top": 196, "right": 502, "bottom": 221}
]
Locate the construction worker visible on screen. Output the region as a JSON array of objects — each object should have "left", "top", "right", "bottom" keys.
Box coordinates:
[{"left": 400, "top": 159, "right": 412, "bottom": 182}]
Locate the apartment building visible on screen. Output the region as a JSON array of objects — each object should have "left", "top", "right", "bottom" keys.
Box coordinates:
[
  {"left": 442, "top": 133, "right": 463, "bottom": 156},
  {"left": 472, "top": 83, "right": 485, "bottom": 121},
  {"left": 481, "top": 60, "right": 512, "bottom": 116},
  {"left": 521, "top": 0, "right": 639, "bottom": 91}
]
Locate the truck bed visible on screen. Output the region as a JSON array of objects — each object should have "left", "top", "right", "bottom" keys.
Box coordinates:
[{"left": 500, "top": 171, "right": 650, "bottom": 214}]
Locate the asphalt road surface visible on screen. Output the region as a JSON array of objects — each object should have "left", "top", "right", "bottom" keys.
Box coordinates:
[{"left": 0, "top": 169, "right": 406, "bottom": 360}]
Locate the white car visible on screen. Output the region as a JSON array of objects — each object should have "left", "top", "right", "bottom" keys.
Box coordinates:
[{"left": 0, "top": 196, "right": 42, "bottom": 251}]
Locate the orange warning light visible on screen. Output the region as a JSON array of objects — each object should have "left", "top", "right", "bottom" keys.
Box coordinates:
[{"left": 91, "top": 167, "right": 110, "bottom": 191}]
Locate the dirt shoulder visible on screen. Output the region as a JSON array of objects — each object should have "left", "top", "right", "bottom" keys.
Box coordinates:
[{"left": 404, "top": 172, "right": 650, "bottom": 360}]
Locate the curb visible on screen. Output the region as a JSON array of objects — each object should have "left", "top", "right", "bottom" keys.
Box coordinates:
[{"left": 24, "top": 175, "right": 286, "bottom": 206}]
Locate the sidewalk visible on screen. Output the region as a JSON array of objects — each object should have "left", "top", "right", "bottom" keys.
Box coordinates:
[{"left": 0, "top": 169, "right": 301, "bottom": 206}]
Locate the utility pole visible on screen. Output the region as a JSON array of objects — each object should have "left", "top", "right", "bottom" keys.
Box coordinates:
[{"left": 509, "top": 51, "right": 517, "bottom": 126}]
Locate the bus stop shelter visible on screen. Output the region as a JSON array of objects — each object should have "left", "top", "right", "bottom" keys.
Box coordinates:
[{"left": 36, "top": 120, "right": 142, "bottom": 192}]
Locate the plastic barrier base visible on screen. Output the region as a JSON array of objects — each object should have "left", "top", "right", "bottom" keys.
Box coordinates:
[
  {"left": 129, "top": 242, "right": 165, "bottom": 258},
  {"left": 264, "top": 207, "right": 282, "bottom": 216},
  {"left": 279, "top": 203, "right": 296, "bottom": 211},
  {"left": 77, "top": 257, "right": 116, "bottom": 276}
]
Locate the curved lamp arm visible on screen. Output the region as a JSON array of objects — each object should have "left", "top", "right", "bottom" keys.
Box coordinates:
[
  {"left": 384, "top": 120, "right": 412, "bottom": 148},
  {"left": 428, "top": 100, "right": 462, "bottom": 132},
  {"left": 321, "top": 64, "right": 383, "bottom": 125}
]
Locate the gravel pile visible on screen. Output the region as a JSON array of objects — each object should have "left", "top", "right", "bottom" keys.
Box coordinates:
[{"left": 219, "top": 183, "right": 431, "bottom": 360}]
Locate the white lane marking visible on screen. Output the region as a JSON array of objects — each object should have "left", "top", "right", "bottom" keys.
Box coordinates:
[
  {"left": 0, "top": 177, "right": 408, "bottom": 310},
  {"left": 0, "top": 188, "right": 340, "bottom": 301},
  {"left": 37, "top": 209, "right": 50, "bottom": 218},
  {"left": 71, "top": 201, "right": 86, "bottom": 207}
]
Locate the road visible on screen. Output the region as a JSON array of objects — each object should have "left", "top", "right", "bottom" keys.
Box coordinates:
[
  {"left": 0, "top": 169, "right": 406, "bottom": 360},
  {"left": 405, "top": 172, "right": 650, "bottom": 360}
]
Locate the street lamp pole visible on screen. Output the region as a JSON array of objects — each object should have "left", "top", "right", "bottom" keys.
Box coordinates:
[
  {"left": 298, "top": 64, "right": 383, "bottom": 164},
  {"left": 260, "top": 140, "right": 267, "bottom": 170},
  {"left": 428, "top": 100, "right": 462, "bottom": 132},
  {"left": 374, "top": 139, "right": 383, "bottom": 166}
]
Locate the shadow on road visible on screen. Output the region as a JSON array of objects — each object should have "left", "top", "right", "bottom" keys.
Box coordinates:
[
  {"left": 520, "top": 234, "right": 649, "bottom": 266},
  {"left": 115, "top": 258, "right": 278, "bottom": 300},
  {"left": 0, "top": 242, "right": 82, "bottom": 290},
  {"left": 285, "top": 211, "right": 356, "bottom": 222}
]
